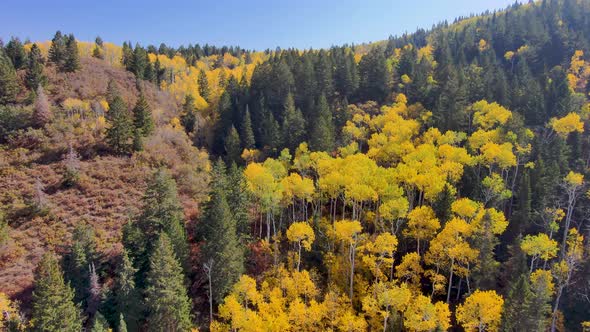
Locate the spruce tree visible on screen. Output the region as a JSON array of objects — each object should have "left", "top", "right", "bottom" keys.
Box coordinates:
[
  {"left": 90, "top": 312, "right": 109, "bottom": 332},
  {"left": 241, "top": 108, "right": 256, "bottom": 149},
  {"left": 502, "top": 274, "right": 536, "bottom": 332},
  {"left": 132, "top": 93, "right": 154, "bottom": 136},
  {"left": 113, "top": 250, "right": 140, "bottom": 332},
  {"left": 105, "top": 79, "right": 120, "bottom": 105},
  {"left": 118, "top": 314, "right": 128, "bottom": 332},
  {"left": 48, "top": 31, "right": 66, "bottom": 67},
  {"left": 180, "top": 95, "right": 197, "bottom": 135},
  {"left": 92, "top": 36, "right": 104, "bottom": 60},
  {"left": 125, "top": 169, "right": 189, "bottom": 281},
  {"left": 227, "top": 163, "right": 252, "bottom": 238},
  {"left": 200, "top": 160, "right": 245, "bottom": 304},
  {"left": 309, "top": 94, "right": 335, "bottom": 151},
  {"left": 131, "top": 44, "right": 147, "bottom": 79},
  {"left": 105, "top": 95, "right": 134, "bottom": 154},
  {"left": 63, "top": 34, "right": 80, "bottom": 72},
  {"left": 25, "top": 43, "right": 46, "bottom": 90},
  {"left": 64, "top": 223, "right": 97, "bottom": 306},
  {"left": 30, "top": 252, "right": 83, "bottom": 332},
  {"left": 5, "top": 37, "right": 27, "bottom": 70},
  {"left": 32, "top": 85, "right": 51, "bottom": 127},
  {"left": 282, "top": 93, "right": 306, "bottom": 152},
  {"left": 224, "top": 126, "right": 241, "bottom": 165},
  {"left": 0, "top": 50, "right": 18, "bottom": 105},
  {"left": 144, "top": 234, "right": 192, "bottom": 332},
  {"left": 198, "top": 68, "right": 210, "bottom": 102}
]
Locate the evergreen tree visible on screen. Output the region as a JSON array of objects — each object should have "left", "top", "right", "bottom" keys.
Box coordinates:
[
  {"left": 48, "top": 31, "right": 66, "bottom": 67},
  {"left": 309, "top": 94, "right": 335, "bottom": 151},
  {"left": 64, "top": 223, "right": 97, "bottom": 306},
  {"left": 132, "top": 93, "right": 154, "bottom": 136},
  {"left": 105, "top": 79, "right": 120, "bottom": 105},
  {"left": 90, "top": 312, "right": 109, "bottom": 332},
  {"left": 92, "top": 38, "right": 104, "bottom": 60},
  {"left": 105, "top": 95, "right": 134, "bottom": 154},
  {"left": 131, "top": 44, "right": 147, "bottom": 79},
  {"left": 0, "top": 50, "right": 18, "bottom": 105},
  {"left": 200, "top": 160, "right": 245, "bottom": 304},
  {"left": 30, "top": 252, "right": 83, "bottom": 332},
  {"left": 224, "top": 126, "right": 241, "bottom": 165},
  {"left": 5, "top": 37, "right": 27, "bottom": 70},
  {"left": 113, "top": 250, "right": 140, "bottom": 332},
  {"left": 25, "top": 43, "right": 46, "bottom": 90},
  {"left": 358, "top": 46, "right": 390, "bottom": 102},
  {"left": 124, "top": 169, "right": 189, "bottom": 282},
  {"left": 118, "top": 314, "right": 128, "bottom": 332},
  {"left": 198, "top": 68, "right": 210, "bottom": 102},
  {"left": 260, "top": 110, "right": 281, "bottom": 153},
  {"left": 240, "top": 108, "right": 256, "bottom": 149},
  {"left": 502, "top": 274, "right": 537, "bottom": 332},
  {"left": 32, "top": 85, "right": 51, "bottom": 127},
  {"left": 282, "top": 93, "right": 306, "bottom": 152},
  {"left": 144, "top": 234, "right": 192, "bottom": 332},
  {"left": 227, "top": 163, "right": 252, "bottom": 239},
  {"left": 63, "top": 34, "right": 80, "bottom": 72},
  {"left": 121, "top": 42, "right": 133, "bottom": 70},
  {"left": 180, "top": 95, "right": 197, "bottom": 135}
]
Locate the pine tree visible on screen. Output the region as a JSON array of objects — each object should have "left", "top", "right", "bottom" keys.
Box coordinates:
[
  {"left": 32, "top": 85, "right": 52, "bottom": 127},
  {"left": 105, "top": 79, "right": 120, "bottom": 105},
  {"left": 240, "top": 108, "right": 256, "bottom": 149},
  {"left": 118, "top": 314, "right": 128, "bottom": 332},
  {"left": 200, "top": 160, "right": 245, "bottom": 304},
  {"left": 4, "top": 37, "right": 27, "bottom": 70},
  {"left": 144, "top": 234, "right": 192, "bottom": 332},
  {"left": 90, "top": 312, "right": 109, "bottom": 332},
  {"left": 63, "top": 34, "right": 80, "bottom": 72},
  {"left": 132, "top": 93, "right": 154, "bottom": 136},
  {"left": 25, "top": 43, "right": 46, "bottom": 90},
  {"left": 502, "top": 274, "right": 536, "bottom": 332},
  {"left": 227, "top": 163, "right": 252, "bottom": 239},
  {"left": 0, "top": 50, "right": 18, "bottom": 105},
  {"left": 198, "top": 68, "right": 210, "bottom": 102},
  {"left": 224, "top": 126, "right": 241, "bottom": 165},
  {"left": 64, "top": 223, "right": 97, "bottom": 306},
  {"left": 30, "top": 252, "right": 83, "bottom": 332},
  {"left": 113, "top": 250, "right": 140, "bottom": 332},
  {"left": 5, "top": 37, "right": 27, "bottom": 70},
  {"left": 87, "top": 263, "right": 102, "bottom": 320},
  {"left": 282, "top": 93, "right": 306, "bottom": 152},
  {"left": 180, "top": 95, "right": 197, "bottom": 135},
  {"left": 131, "top": 44, "right": 147, "bottom": 80},
  {"left": 48, "top": 31, "right": 66, "bottom": 67},
  {"left": 125, "top": 169, "right": 189, "bottom": 282},
  {"left": 92, "top": 36, "right": 104, "bottom": 60},
  {"left": 105, "top": 95, "right": 134, "bottom": 154},
  {"left": 309, "top": 94, "right": 335, "bottom": 151}
]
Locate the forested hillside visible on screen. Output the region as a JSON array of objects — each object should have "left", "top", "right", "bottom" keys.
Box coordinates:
[{"left": 1, "top": 0, "right": 590, "bottom": 331}]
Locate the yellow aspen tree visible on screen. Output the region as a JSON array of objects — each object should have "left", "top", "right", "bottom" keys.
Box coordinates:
[
  {"left": 456, "top": 290, "right": 504, "bottom": 332},
  {"left": 333, "top": 220, "right": 363, "bottom": 301},
  {"left": 551, "top": 228, "right": 585, "bottom": 332},
  {"left": 362, "top": 282, "right": 411, "bottom": 332},
  {"left": 404, "top": 295, "right": 450, "bottom": 332},
  {"left": 286, "top": 222, "right": 315, "bottom": 271},
  {"left": 395, "top": 252, "right": 424, "bottom": 291},
  {"left": 360, "top": 232, "right": 398, "bottom": 281},
  {"left": 560, "top": 172, "right": 584, "bottom": 255},
  {"left": 403, "top": 205, "right": 440, "bottom": 255},
  {"left": 520, "top": 233, "right": 559, "bottom": 273}
]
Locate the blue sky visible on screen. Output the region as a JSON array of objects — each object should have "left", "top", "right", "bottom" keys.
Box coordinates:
[{"left": 1, "top": 0, "right": 517, "bottom": 50}]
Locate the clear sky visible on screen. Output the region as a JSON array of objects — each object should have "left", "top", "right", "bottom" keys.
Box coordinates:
[{"left": 1, "top": 0, "right": 517, "bottom": 50}]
